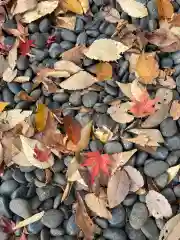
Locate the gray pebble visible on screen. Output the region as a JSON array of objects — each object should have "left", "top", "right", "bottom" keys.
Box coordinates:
[
  {"left": 136, "top": 152, "right": 148, "bottom": 166},
  {"left": 31, "top": 48, "right": 49, "bottom": 61},
  {"left": 103, "top": 228, "right": 127, "bottom": 240},
  {"left": 174, "top": 185, "right": 180, "bottom": 197},
  {"left": 83, "top": 57, "right": 95, "bottom": 66},
  {"left": 147, "top": 0, "right": 158, "bottom": 19},
  {"left": 95, "top": 217, "right": 108, "bottom": 229},
  {"left": 108, "top": 205, "right": 125, "bottom": 228},
  {"left": 76, "top": 32, "right": 87, "bottom": 45},
  {"left": 53, "top": 194, "right": 62, "bottom": 209},
  {"left": 118, "top": 61, "right": 129, "bottom": 78},
  {"left": 40, "top": 228, "right": 50, "bottom": 240},
  {"left": 86, "top": 29, "right": 99, "bottom": 38},
  {"left": 11, "top": 185, "right": 28, "bottom": 199},
  {"left": 2, "top": 88, "right": 14, "bottom": 103},
  {"left": 19, "top": 166, "right": 36, "bottom": 172},
  {"left": 165, "top": 134, "right": 180, "bottom": 150},
  {"left": 123, "top": 194, "right": 137, "bottom": 207},
  {"left": 155, "top": 218, "right": 165, "bottom": 230},
  {"left": 63, "top": 156, "right": 73, "bottom": 167},
  {"left": 144, "top": 161, "right": 169, "bottom": 178},
  {"left": 173, "top": 64, "right": 180, "bottom": 77},
  {"left": 105, "top": 84, "right": 118, "bottom": 96},
  {"left": 60, "top": 29, "right": 77, "bottom": 43},
  {"left": 75, "top": 112, "right": 92, "bottom": 126},
  {"left": 104, "top": 141, "right": 123, "bottom": 154},
  {"left": 139, "top": 194, "right": 146, "bottom": 203},
  {"left": 154, "top": 172, "right": 168, "bottom": 189},
  {"left": 129, "top": 202, "right": 148, "bottom": 230},
  {"left": 50, "top": 227, "right": 65, "bottom": 236},
  {"left": 75, "top": 18, "right": 84, "bottom": 33},
  {"left": 53, "top": 93, "right": 69, "bottom": 103},
  {"left": 104, "top": 24, "right": 116, "bottom": 36},
  {"left": 161, "top": 188, "right": 176, "bottom": 202},
  {"left": 172, "top": 51, "right": 180, "bottom": 65},
  {"left": 36, "top": 185, "right": 60, "bottom": 201},
  {"left": 160, "top": 118, "right": 178, "bottom": 137},
  {"left": 40, "top": 198, "right": 53, "bottom": 211},
  {"left": 125, "top": 222, "right": 146, "bottom": 240},
  {"left": 28, "top": 23, "right": 39, "bottom": 33},
  {"left": 121, "top": 133, "right": 134, "bottom": 150},
  {"left": 12, "top": 168, "right": 26, "bottom": 184},
  {"left": 7, "top": 82, "right": 21, "bottom": 94},
  {"left": 17, "top": 55, "right": 29, "bottom": 70},
  {"left": 27, "top": 183, "right": 36, "bottom": 198},
  {"left": 0, "top": 179, "right": 19, "bottom": 196},
  {"left": 148, "top": 19, "right": 157, "bottom": 31},
  {"left": 1, "top": 169, "right": 13, "bottom": 180},
  {"left": 99, "top": 22, "right": 108, "bottom": 33},
  {"left": 94, "top": 113, "right": 115, "bottom": 129},
  {"left": 103, "top": 95, "right": 114, "bottom": 103},
  {"left": 9, "top": 198, "right": 32, "bottom": 218},
  {"left": 89, "top": 140, "right": 103, "bottom": 152},
  {"left": 93, "top": 103, "right": 108, "bottom": 113},
  {"left": 69, "top": 91, "right": 82, "bottom": 106},
  {"left": 39, "top": 18, "right": 51, "bottom": 33},
  {"left": 64, "top": 192, "right": 75, "bottom": 206},
  {"left": 65, "top": 215, "right": 79, "bottom": 236},
  {"left": 30, "top": 32, "right": 46, "bottom": 49},
  {"left": 49, "top": 43, "right": 63, "bottom": 58},
  {"left": 28, "top": 220, "right": 43, "bottom": 234},
  {"left": 160, "top": 58, "right": 173, "bottom": 68},
  {"left": 35, "top": 169, "right": 45, "bottom": 182},
  {"left": 53, "top": 173, "right": 66, "bottom": 186},
  {"left": 166, "top": 151, "right": 180, "bottom": 166},
  {"left": 30, "top": 89, "right": 41, "bottom": 101},
  {"left": 150, "top": 146, "right": 169, "bottom": 160},
  {"left": 60, "top": 41, "right": 74, "bottom": 50},
  {"left": 41, "top": 209, "right": 64, "bottom": 228},
  {"left": 141, "top": 218, "right": 159, "bottom": 240},
  {"left": 30, "top": 196, "right": 41, "bottom": 210},
  {"left": 82, "top": 91, "right": 98, "bottom": 107},
  {"left": 24, "top": 68, "right": 33, "bottom": 79},
  {"left": 0, "top": 196, "right": 12, "bottom": 218},
  {"left": 52, "top": 159, "right": 65, "bottom": 172}
]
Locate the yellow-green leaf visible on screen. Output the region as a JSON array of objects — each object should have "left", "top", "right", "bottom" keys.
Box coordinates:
[{"left": 35, "top": 104, "right": 49, "bottom": 132}]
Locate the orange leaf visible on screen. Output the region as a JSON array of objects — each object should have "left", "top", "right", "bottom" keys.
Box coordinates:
[
  {"left": 63, "top": 115, "right": 82, "bottom": 144},
  {"left": 170, "top": 13, "right": 180, "bottom": 27},
  {"left": 136, "top": 53, "right": 159, "bottom": 84},
  {"left": 157, "top": 0, "right": 174, "bottom": 19},
  {"left": 95, "top": 62, "right": 113, "bottom": 81},
  {"left": 35, "top": 104, "right": 49, "bottom": 132},
  {"left": 0, "top": 102, "right": 9, "bottom": 112},
  {"left": 17, "top": 91, "right": 34, "bottom": 102},
  {"left": 170, "top": 100, "right": 180, "bottom": 120}
]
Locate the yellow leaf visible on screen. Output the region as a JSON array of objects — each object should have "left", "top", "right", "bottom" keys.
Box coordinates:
[
  {"left": 136, "top": 53, "right": 159, "bottom": 84},
  {"left": 95, "top": 62, "right": 112, "bottom": 81},
  {"left": 167, "top": 164, "right": 180, "bottom": 183},
  {"left": 35, "top": 104, "right": 49, "bottom": 132},
  {"left": 60, "top": 0, "right": 89, "bottom": 15},
  {"left": 157, "top": 0, "right": 174, "bottom": 19},
  {"left": 0, "top": 102, "right": 9, "bottom": 112}
]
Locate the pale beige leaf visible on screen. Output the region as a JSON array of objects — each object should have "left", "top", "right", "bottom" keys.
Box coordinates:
[
  {"left": 67, "top": 157, "right": 80, "bottom": 181},
  {"left": 12, "top": 0, "right": 37, "bottom": 15},
  {"left": 3, "top": 67, "right": 17, "bottom": 82},
  {"left": 8, "top": 39, "right": 19, "bottom": 70},
  {"left": 13, "top": 76, "right": 30, "bottom": 83},
  {"left": 56, "top": 15, "right": 76, "bottom": 30},
  {"left": 131, "top": 79, "right": 145, "bottom": 101},
  {"left": 100, "top": 6, "right": 121, "bottom": 23},
  {"left": 0, "top": 56, "right": 8, "bottom": 77},
  {"left": 76, "top": 121, "right": 92, "bottom": 152},
  {"left": 107, "top": 169, "right": 130, "bottom": 208},
  {"left": 159, "top": 214, "right": 180, "bottom": 240},
  {"left": 61, "top": 182, "right": 71, "bottom": 202},
  {"left": 170, "top": 100, "right": 180, "bottom": 120},
  {"left": 13, "top": 211, "right": 44, "bottom": 230},
  {"left": 170, "top": 26, "right": 180, "bottom": 36},
  {"left": 116, "top": 82, "right": 133, "bottom": 99},
  {"left": 129, "top": 53, "right": 139, "bottom": 72},
  {"left": 146, "top": 190, "right": 172, "bottom": 219},
  {"left": 84, "top": 39, "right": 129, "bottom": 61},
  {"left": 158, "top": 76, "right": 176, "bottom": 89},
  {"left": 21, "top": 1, "right": 59, "bottom": 23},
  {"left": 107, "top": 102, "right": 134, "bottom": 124},
  {"left": 0, "top": 143, "right": 3, "bottom": 165},
  {"left": 20, "top": 135, "right": 54, "bottom": 169},
  {"left": 54, "top": 60, "right": 82, "bottom": 74},
  {"left": 167, "top": 164, "right": 180, "bottom": 184},
  {"left": 117, "top": 0, "right": 148, "bottom": 18},
  {"left": 124, "top": 165, "right": 144, "bottom": 192},
  {"left": 60, "top": 71, "right": 97, "bottom": 90},
  {"left": 155, "top": 88, "right": 173, "bottom": 109},
  {"left": 111, "top": 149, "right": 137, "bottom": 174},
  {"left": 12, "top": 151, "right": 33, "bottom": 167},
  {"left": 85, "top": 193, "right": 112, "bottom": 220},
  {"left": 125, "top": 134, "right": 149, "bottom": 146}
]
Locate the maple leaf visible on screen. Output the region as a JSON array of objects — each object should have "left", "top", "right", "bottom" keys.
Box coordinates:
[
  {"left": 46, "top": 35, "right": 56, "bottom": 47},
  {"left": 0, "top": 216, "right": 15, "bottom": 234},
  {"left": 19, "top": 39, "right": 35, "bottom": 56},
  {"left": 130, "top": 91, "right": 158, "bottom": 118},
  {"left": 33, "top": 144, "right": 51, "bottom": 162},
  {"left": 81, "top": 151, "right": 111, "bottom": 184}
]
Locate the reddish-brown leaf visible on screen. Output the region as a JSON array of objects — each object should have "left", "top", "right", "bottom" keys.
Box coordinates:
[
  {"left": 61, "top": 45, "right": 86, "bottom": 65},
  {"left": 95, "top": 62, "right": 113, "bottom": 81},
  {"left": 46, "top": 35, "right": 56, "bottom": 47},
  {"left": 20, "top": 232, "right": 27, "bottom": 240},
  {"left": 170, "top": 13, "right": 180, "bottom": 27},
  {"left": 63, "top": 115, "right": 82, "bottom": 144},
  {"left": 19, "top": 39, "right": 35, "bottom": 56},
  {"left": 0, "top": 216, "right": 15, "bottom": 234},
  {"left": 33, "top": 144, "right": 51, "bottom": 162},
  {"left": 157, "top": 0, "right": 174, "bottom": 19},
  {"left": 17, "top": 91, "right": 34, "bottom": 102}
]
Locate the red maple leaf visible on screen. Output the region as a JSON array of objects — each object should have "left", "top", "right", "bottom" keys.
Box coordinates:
[
  {"left": 19, "top": 39, "right": 35, "bottom": 56},
  {"left": 130, "top": 91, "right": 158, "bottom": 118},
  {"left": 81, "top": 151, "right": 111, "bottom": 184},
  {"left": 0, "top": 216, "right": 15, "bottom": 234},
  {"left": 33, "top": 144, "right": 51, "bottom": 162},
  {"left": 46, "top": 35, "right": 56, "bottom": 47}
]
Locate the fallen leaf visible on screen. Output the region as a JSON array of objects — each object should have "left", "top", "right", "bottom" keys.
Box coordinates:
[
  {"left": 0, "top": 55, "right": 8, "bottom": 77},
  {"left": 19, "top": 39, "right": 35, "bottom": 56},
  {"left": 3, "top": 67, "right": 17, "bottom": 82},
  {"left": 100, "top": 5, "right": 121, "bottom": 23},
  {"left": 85, "top": 193, "right": 112, "bottom": 219},
  {"left": 64, "top": 115, "right": 82, "bottom": 144},
  {"left": 111, "top": 149, "right": 137, "bottom": 174},
  {"left": 93, "top": 126, "right": 113, "bottom": 143},
  {"left": 45, "top": 169, "right": 52, "bottom": 184},
  {"left": 146, "top": 190, "right": 172, "bottom": 219},
  {"left": 107, "top": 102, "right": 134, "bottom": 124},
  {"left": 170, "top": 100, "right": 180, "bottom": 120},
  {"left": 67, "top": 157, "right": 80, "bottom": 181},
  {"left": 130, "top": 79, "right": 146, "bottom": 101},
  {"left": 61, "top": 182, "right": 72, "bottom": 202},
  {"left": 0, "top": 102, "right": 9, "bottom": 112},
  {"left": 61, "top": 45, "right": 86, "bottom": 64},
  {"left": 60, "top": 0, "right": 89, "bottom": 14},
  {"left": 55, "top": 14, "right": 76, "bottom": 30},
  {"left": 8, "top": 39, "right": 19, "bottom": 70},
  {"left": 167, "top": 164, "right": 180, "bottom": 183},
  {"left": 124, "top": 165, "right": 144, "bottom": 192},
  {"left": 84, "top": 39, "right": 130, "bottom": 61},
  {"left": 155, "top": 88, "right": 173, "bottom": 108},
  {"left": 12, "top": 152, "right": 33, "bottom": 167},
  {"left": 20, "top": 135, "right": 54, "bottom": 169},
  {"left": 21, "top": 0, "right": 59, "bottom": 23},
  {"left": 76, "top": 121, "right": 92, "bottom": 153},
  {"left": 60, "top": 71, "right": 98, "bottom": 90},
  {"left": 34, "top": 144, "right": 51, "bottom": 162},
  {"left": 17, "top": 91, "right": 34, "bottom": 102},
  {"left": 81, "top": 151, "right": 111, "bottom": 184},
  {"left": 107, "top": 169, "right": 130, "bottom": 208},
  {"left": 54, "top": 60, "right": 81, "bottom": 74},
  {"left": 159, "top": 213, "right": 180, "bottom": 240},
  {"left": 170, "top": 13, "right": 180, "bottom": 27},
  {"left": 157, "top": 0, "right": 174, "bottom": 19},
  {"left": 125, "top": 134, "right": 149, "bottom": 147},
  {"left": 12, "top": 0, "right": 37, "bottom": 15},
  {"left": 158, "top": 75, "right": 176, "bottom": 89},
  {"left": 75, "top": 193, "right": 94, "bottom": 239},
  {"left": 0, "top": 143, "right": 3, "bottom": 166},
  {"left": 117, "top": 0, "right": 148, "bottom": 18},
  {"left": 94, "top": 62, "right": 112, "bottom": 81},
  {"left": 35, "top": 104, "right": 49, "bottom": 132},
  {"left": 3, "top": 22, "right": 28, "bottom": 41},
  {"left": 13, "top": 76, "right": 30, "bottom": 83},
  {"left": 136, "top": 53, "right": 159, "bottom": 84},
  {"left": 116, "top": 82, "right": 133, "bottom": 99}
]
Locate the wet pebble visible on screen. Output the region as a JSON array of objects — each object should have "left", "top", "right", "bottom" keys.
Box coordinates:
[
  {"left": 41, "top": 209, "right": 64, "bottom": 228},
  {"left": 30, "top": 196, "right": 41, "bottom": 210},
  {"left": 53, "top": 194, "right": 62, "bottom": 209},
  {"left": 0, "top": 196, "right": 12, "bottom": 218},
  {"left": 141, "top": 218, "right": 159, "bottom": 240},
  {"left": 0, "top": 179, "right": 19, "bottom": 196},
  {"left": 82, "top": 91, "right": 98, "bottom": 107},
  {"left": 25, "top": 172, "right": 34, "bottom": 183},
  {"left": 103, "top": 228, "right": 127, "bottom": 240},
  {"left": 36, "top": 185, "right": 60, "bottom": 201},
  {"left": 53, "top": 93, "right": 69, "bottom": 103},
  {"left": 30, "top": 89, "right": 41, "bottom": 101},
  {"left": 60, "top": 29, "right": 77, "bottom": 43},
  {"left": 125, "top": 222, "right": 146, "bottom": 240},
  {"left": 165, "top": 134, "right": 180, "bottom": 150},
  {"left": 10, "top": 198, "right": 32, "bottom": 218},
  {"left": 52, "top": 159, "right": 65, "bottom": 173},
  {"left": 31, "top": 32, "right": 46, "bottom": 49},
  {"left": 12, "top": 168, "right": 26, "bottom": 184},
  {"left": 39, "top": 18, "right": 51, "bottom": 32},
  {"left": 104, "top": 83, "right": 118, "bottom": 96},
  {"left": 11, "top": 185, "right": 28, "bottom": 199},
  {"left": 49, "top": 43, "right": 63, "bottom": 58},
  {"left": 149, "top": 146, "right": 169, "bottom": 160},
  {"left": 108, "top": 205, "right": 125, "bottom": 228},
  {"left": 28, "top": 220, "right": 43, "bottom": 234},
  {"left": 104, "top": 141, "right": 123, "bottom": 154},
  {"left": 64, "top": 215, "right": 79, "bottom": 236},
  {"left": 160, "top": 118, "right": 178, "bottom": 137},
  {"left": 144, "top": 161, "right": 169, "bottom": 178},
  {"left": 123, "top": 194, "right": 137, "bottom": 207},
  {"left": 166, "top": 151, "right": 180, "bottom": 166},
  {"left": 86, "top": 29, "right": 99, "bottom": 37},
  {"left": 154, "top": 172, "right": 168, "bottom": 189},
  {"left": 69, "top": 91, "right": 82, "bottom": 106},
  {"left": 40, "top": 228, "right": 50, "bottom": 240}
]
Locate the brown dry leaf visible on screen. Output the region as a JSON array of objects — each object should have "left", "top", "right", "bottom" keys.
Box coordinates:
[
  {"left": 13, "top": 76, "right": 30, "bottom": 83},
  {"left": 60, "top": 0, "right": 89, "bottom": 14},
  {"left": 99, "top": 5, "right": 121, "bottom": 23},
  {"left": 8, "top": 38, "right": 19, "bottom": 70},
  {"left": 159, "top": 213, "right": 180, "bottom": 240},
  {"left": 38, "top": 68, "right": 71, "bottom": 78},
  {"left": 124, "top": 165, "right": 144, "bottom": 192},
  {"left": 76, "top": 121, "right": 92, "bottom": 153},
  {"left": 12, "top": 0, "right": 37, "bottom": 15},
  {"left": 39, "top": 78, "right": 57, "bottom": 94},
  {"left": 0, "top": 143, "right": 3, "bottom": 166},
  {"left": 170, "top": 100, "right": 180, "bottom": 120},
  {"left": 55, "top": 14, "right": 76, "bottom": 30},
  {"left": 44, "top": 168, "right": 52, "bottom": 184},
  {"left": 35, "top": 104, "right": 49, "bottom": 132},
  {"left": 111, "top": 149, "right": 137, "bottom": 174},
  {"left": 61, "top": 45, "right": 86, "bottom": 64},
  {"left": 146, "top": 190, "right": 172, "bottom": 219},
  {"left": 107, "top": 169, "right": 130, "bottom": 208},
  {"left": 136, "top": 53, "right": 159, "bottom": 84},
  {"left": 0, "top": 55, "right": 8, "bottom": 77},
  {"left": 128, "top": 53, "right": 139, "bottom": 73},
  {"left": 85, "top": 193, "right": 112, "bottom": 220},
  {"left": 17, "top": 91, "right": 34, "bottom": 102},
  {"left": 54, "top": 60, "right": 81, "bottom": 74},
  {"left": 75, "top": 192, "right": 94, "bottom": 239},
  {"left": 141, "top": 104, "right": 170, "bottom": 128},
  {"left": 60, "top": 71, "right": 98, "bottom": 90},
  {"left": 21, "top": 1, "right": 59, "bottom": 23},
  {"left": 84, "top": 39, "right": 130, "bottom": 61},
  {"left": 94, "top": 62, "right": 112, "bottom": 81},
  {"left": 107, "top": 102, "right": 134, "bottom": 124},
  {"left": 170, "top": 13, "right": 180, "bottom": 27},
  {"left": 3, "top": 67, "right": 17, "bottom": 82},
  {"left": 157, "top": 0, "right": 174, "bottom": 19},
  {"left": 125, "top": 134, "right": 149, "bottom": 147}
]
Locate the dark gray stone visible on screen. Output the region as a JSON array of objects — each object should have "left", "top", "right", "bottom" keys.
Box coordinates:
[
  {"left": 150, "top": 147, "right": 169, "bottom": 160},
  {"left": 7, "top": 82, "right": 21, "bottom": 94},
  {"left": 89, "top": 140, "right": 103, "bottom": 152},
  {"left": 63, "top": 156, "right": 73, "bottom": 167},
  {"left": 161, "top": 188, "right": 176, "bottom": 202},
  {"left": 165, "top": 134, "right": 180, "bottom": 150},
  {"left": 75, "top": 18, "right": 84, "bottom": 33},
  {"left": 17, "top": 56, "right": 29, "bottom": 70},
  {"left": 104, "top": 141, "right": 123, "bottom": 154},
  {"left": 30, "top": 32, "right": 46, "bottom": 49},
  {"left": 129, "top": 202, "right": 149, "bottom": 230},
  {"left": 40, "top": 228, "right": 50, "bottom": 240},
  {"left": 174, "top": 185, "right": 180, "bottom": 197},
  {"left": 125, "top": 222, "right": 146, "bottom": 240},
  {"left": 30, "top": 89, "right": 41, "bottom": 101},
  {"left": 154, "top": 172, "right": 168, "bottom": 189},
  {"left": 93, "top": 103, "right": 108, "bottom": 113},
  {"left": 31, "top": 48, "right": 49, "bottom": 61},
  {"left": 22, "top": 82, "right": 33, "bottom": 93},
  {"left": 25, "top": 172, "right": 35, "bottom": 183},
  {"left": 155, "top": 218, "right": 165, "bottom": 230},
  {"left": 121, "top": 133, "right": 134, "bottom": 150},
  {"left": 30, "top": 196, "right": 41, "bottom": 210},
  {"left": 2, "top": 88, "right": 14, "bottom": 103},
  {"left": 50, "top": 227, "right": 65, "bottom": 236},
  {"left": 166, "top": 151, "right": 180, "bottom": 166},
  {"left": 69, "top": 92, "right": 82, "bottom": 106},
  {"left": 19, "top": 166, "right": 36, "bottom": 172},
  {"left": 60, "top": 29, "right": 77, "bottom": 43},
  {"left": 34, "top": 169, "right": 45, "bottom": 182},
  {"left": 53, "top": 194, "right": 62, "bottom": 209},
  {"left": 41, "top": 209, "right": 64, "bottom": 228},
  {"left": 60, "top": 41, "right": 74, "bottom": 50},
  {"left": 28, "top": 23, "right": 39, "bottom": 33},
  {"left": 1, "top": 169, "right": 13, "bottom": 180},
  {"left": 144, "top": 161, "right": 169, "bottom": 178},
  {"left": 75, "top": 112, "right": 92, "bottom": 126},
  {"left": 36, "top": 185, "right": 60, "bottom": 201},
  {"left": 52, "top": 159, "right": 65, "bottom": 172},
  {"left": 86, "top": 29, "right": 99, "bottom": 38},
  {"left": 136, "top": 152, "right": 148, "bottom": 166},
  {"left": 40, "top": 198, "right": 53, "bottom": 211},
  {"left": 0, "top": 180, "right": 19, "bottom": 196},
  {"left": 160, "top": 118, "right": 178, "bottom": 137},
  {"left": 160, "top": 58, "right": 173, "bottom": 68},
  {"left": 64, "top": 215, "right": 79, "bottom": 236},
  {"left": 48, "top": 43, "right": 63, "bottom": 58},
  {"left": 123, "top": 194, "right": 137, "bottom": 207},
  {"left": 118, "top": 61, "right": 129, "bottom": 78},
  {"left": 53, "top": 93, "right": 69, "bottom": 103},
  {"left": 28, "top": 220, "right": 43, "bottom": 234},
  {"left": 0, "top": 196, "right": 12, "bottom": 218},
  {"left": 39, "top": 18, "right": 51, "bottom": 32},
  {"left": 82, "top": 91, "right": 98, "bottom": 107},
  {"left": 141, "top": 218, "right": 159, "bottom": 240},
  {"left": 103, "top": 228, "right": 127, "bottom": 240},
  {"left": 12, "top": 168, "right": 26, "bottom": 184},
  {"left": 104, "top": 84, "right": 118, "bottom": 96},
  {"left": 108, "top": 205, "right": 126, "bottom": 228},
  {"left": 172, "top": 51, "right": 180, "bottom": 65},
  {"left": 95, "top": 217, "right": 108, "bottom": 229},
  {"left": 24, "top": 68, "right": 33, "bottom": 80},
  {"left": 104, "top": 24, "right": 116, "bottom": 36},
  {"left": 147, "top": 0, "right": 158, "bottom": 19},
  {"left": 11, "top": 185, "right": 28, "bottom": 199},
  {"left": 9, "top": 198, "right": 32, "bottom": 218},
  {"left": 76, "top": 32, "right": 87, "bottom": 45},
  {"left": 53, "top": 173, "right": 66, "bottom": 186}
]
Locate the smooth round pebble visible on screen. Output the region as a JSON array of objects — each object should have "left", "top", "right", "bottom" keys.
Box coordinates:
[
  {"left": 82, "top": 92, "right": 98, "bottom": 108},
  {"left": 154, "top": 172, "right": 168, "bottom": 189},
  {"left": 125, "top": 222, "right": 146, "bottom": 240},
  {"left": 36, "top": 185, "right": 60, "bottom": 201},
  {"left": 41, "top": 209, "right": 64, "bottom": 228},
  {"left": 150, "top": 146, "right": 169, "bottom": 160},
  {"left": 12, "top": 168, "right": 26, "bottom": 184},
  {"left": 165, "top": 134, "right": 180, "bottom": 150},
  {"left": 0, "top": 180, "right": 19, "bottom": 196},
  {"left": 103, "top": 228, "right": 127, "bottom": 240},
  {"left": 160, "top": 118, "right": 178, "bottom": 137},
  {"left": 144, "top": 161, "right": 169, "bottom": 178},
  {"left": 104, "top": 141, "right": 123, "bottom": 154},
  {"left": 141, "top": 218, "right": 159, "bottom": 240},
  {"left": 108, "top": 205, "right": 126, "bottom": 228},
  {"left": 9, "top": 198, "right": 32, "bottom": 218},
  {"left": 123, "top": 194, "right": 138, "bottom": 207},
  {"left": 64, "top": 215, "right": 79, "bottom": 236}
]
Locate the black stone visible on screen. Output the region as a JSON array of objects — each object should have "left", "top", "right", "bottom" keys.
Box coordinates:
[
  {"left": 0, "top": 180, "right": 19, "bottom": 196},
  {"left": 41, "top": 209, "right": 64, "bottom": 228},
  {"left": 39, "top": 18, "right": 51, "bottom": 33},
  {"left": 9, "top": 198, "right": 32, "bottom": 218},
  {"left": 17, "top": 56, "right": 29, "bottom": 70},
  {"left": 36, "top": 185, "right": 60, "bottom": 201}
]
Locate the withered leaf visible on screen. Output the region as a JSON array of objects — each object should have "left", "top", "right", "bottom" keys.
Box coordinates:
[
  {"left": 8, "top": 39, "right": 19, "bottom": 70},
  {"left": 17, "top": 91, "right": 34, "bottom": 102},
  {"left": 3, "top": 67, "right": 17, "bottom": 82},
  {"left": 75, "top": 192, "right": 94, "bottom": 239},
  {"left": 100, "top": 6, "right": 121, "bottom": 23},
  {"left": 146, "top": 190, "right": 172, "bottom": 219},
  {"left": 170, "top": 100, "right": 180, "bottom": 120},
  {"left": 13, "top": 76, "right": 30, "bottom": 83},
  {"left": 107, "top": 169, "right": 130, "bottom": 208},
  {"left": 60, "top": 0, "right": 89, "bottom": 15},
  {"left": 170, "top": 13, "right": 180, "bottom": 27},
  {"left": 61, "top": 45, "right": 86, "bottom": 65},
  {"left": 136, "top": 53, "right": 159, "bottom": 84},
  {"left": 0, "top": 55, "right": 8, "bottom": 77},
  {"left": 95, "top": 62, "right": 113, "bottom": 81},
  {"left": 158, "top": 74, "right": 176, "bottom": 89},
  {"left": 35, "top": 104, "right": 49, "bottom": 132},
  {"left": 12, "top": 0, "right": 37, "bottom": 15},
  {"left": 155, "top": 88, "right": 173, "bottom": 109},
  {"left": 54, "top": 60, "right": 81, "bottom": 74},
  {"left": 167, "top": 164, "right": 180, "bottom": 184},
  {"left": 55, "top": 14, "right": 76, "bottom": 30},
  {"left": 76, "top": 121, "right": 92, "bottom": 153},
  {"left": 157, "top": 0, "right": 174, "bottom": 19}
]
